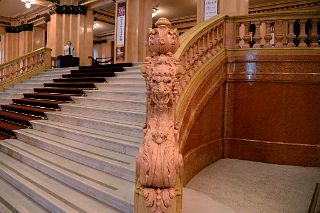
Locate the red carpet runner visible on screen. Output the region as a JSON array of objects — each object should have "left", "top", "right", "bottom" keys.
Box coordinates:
[{"left": 0, "top": 63, "right": 133, "bottom": 139}]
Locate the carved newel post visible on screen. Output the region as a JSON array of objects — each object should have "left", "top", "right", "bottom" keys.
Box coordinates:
[{"left": 135, "top": 18, "right": 183, "bottom": 213}]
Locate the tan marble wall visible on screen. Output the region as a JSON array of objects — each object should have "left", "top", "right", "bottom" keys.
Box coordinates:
[
  {"left": 182, "top": 50, "right": 320, "bottom": 185},
  {"left": 32, "top": 27, "right": 45, "bottom": 50}
]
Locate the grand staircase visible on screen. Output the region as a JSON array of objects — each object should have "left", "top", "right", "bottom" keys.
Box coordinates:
[{"left": 0, "top": 64, "right": 145, "bottom": 213}]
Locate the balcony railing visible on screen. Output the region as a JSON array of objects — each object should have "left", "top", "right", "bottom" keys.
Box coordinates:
[{"left": 0, "top": 47, "right": 52, "bottom": 91}]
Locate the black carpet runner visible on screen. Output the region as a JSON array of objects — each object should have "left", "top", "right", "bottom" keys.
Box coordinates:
[{"left": 0, "top": 63, "right": 133, "bottom": 139}]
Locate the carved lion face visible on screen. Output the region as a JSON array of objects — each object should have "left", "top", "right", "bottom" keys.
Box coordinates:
[{"left": 150, "top": 64, "right": 173, "bottom": 107}]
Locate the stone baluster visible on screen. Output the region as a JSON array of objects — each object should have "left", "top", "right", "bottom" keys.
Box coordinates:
[
  {"left": 211, "top": 28, "right": 218, "bottom": 54},
  {"left": 264, "top": 21, "right": 273, "bottom": 48},
  {"left": 310, "top": 18, "right": 319, "bottom": 47},
  {"left": 0, "top": 67, "right": 3, "bottom": 83},
  {"left": 235, "top": 22, "right": 241, "bottom": 48},
  {"left": 253, "top": 21, "right": 262, "bottom": 48},
  {"left": 243, "top": 22, "right": 251, "bottom": 48},
  {"left": 135, "top": 18, "right": 183, "bottom": 213},
  {"left": 287, "top": 19, "right": 296, "bottom": 47},
  {"left": 298, "top": 19, "right": 308, "bottom": 47},
  {"left": 275, "top": 19, "right": 284, "bottom": 47},
  {"left": 206, "top": 31, "right": 213, "bottom": 59}
]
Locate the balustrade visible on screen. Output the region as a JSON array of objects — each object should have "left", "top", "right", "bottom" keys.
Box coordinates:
[
  {"left": 0, "top": 47, "right": 51, "bottom": 90},
  {"left": 234, "top": 11, "right": 320, "bottom": 48}
]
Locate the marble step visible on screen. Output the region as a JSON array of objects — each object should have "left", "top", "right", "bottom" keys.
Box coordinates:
[
  {"left": 115, "top": 71, "right": 142, "bottom": 77},
  {"left": 14, "top": 129, "right": 136, "bottom": 182},
  {"left": 72, "top": 96, "right": 146, "bottom": 112},
  {"left": 22, "top": 79, "right": 53, "bottom": 84},
  {"left": 0, "top": 98, "right": 13, "bottom": 105},
  {"left": 124, "top": 65, "right": 141, "bottom": 71},
  {"left": 4, "top": 88, "right": 35, "bottom": 94},
  {"left": 60, "top": 104, "right": 146, "bottom": 125},
  {"left": 0, "top": 92, "right": 24, "bottom": 99},
  {"left": 44, "top": 111, "right": 144, "bottom": 138},
  {"left": 84, "top": 90, "right": 146, "bottom": 102},
  {"left": 0, "top": 178, "right": 48, "bottom": 213},
  {"left": 96, "top": 83, "right": 146, "bottom": 91},
  {"left": 30, "top": 120, "right": 141, "bottom": 156},
  {"left": 0, "top": 152, "right": 119, "bottom": 213},
  {"left": 1, "top": 139, "right": 134, "bottom": 212},
  {"left": 14, "top": 83, "right": 44, "bottom": 89},
  {"left": 105, "top": 77, "right": 145, "bottom": 84},
  {"left": 31, "top": 74, "right": 65, "bottom": 81}
]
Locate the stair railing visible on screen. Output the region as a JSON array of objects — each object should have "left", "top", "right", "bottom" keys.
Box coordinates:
[
  {"left": 0, "top": 47, "right": 52, "bottom": 92},
  {"left": 135, "top": 11, "right": 319, "bottom": 213}
]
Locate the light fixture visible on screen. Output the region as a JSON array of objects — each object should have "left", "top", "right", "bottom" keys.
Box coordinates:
[
  {"left": 152, "top": 8, "right": 158, "bottom": 18},
  {"left": 21, "top": 0, "right": 35, "bottom": 9},
  {"left": 93, "top": 21, "right": 97, "bottom": 29},
  {"left": 25, "top": 0, "right": 31, "bottom": 8}
]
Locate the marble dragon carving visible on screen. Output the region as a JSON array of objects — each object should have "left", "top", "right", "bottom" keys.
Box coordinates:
[{"left": 136, "top": 18, "right": 183, "bottom": 213}]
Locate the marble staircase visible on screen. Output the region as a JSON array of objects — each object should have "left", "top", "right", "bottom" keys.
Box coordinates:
[{"left": 0, "top": 65, "right": 145, "bottom": 213}]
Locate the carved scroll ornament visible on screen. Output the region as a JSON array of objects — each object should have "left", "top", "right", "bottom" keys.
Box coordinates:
[{"left": 136, "top": 18, "right": 183, "bottom": 213}]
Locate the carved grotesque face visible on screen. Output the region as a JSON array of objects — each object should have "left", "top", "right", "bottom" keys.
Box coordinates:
[
  {"left": 151, "top": 130, "right": 168, "bottom": 144},
  {"left": 150, "top": 68, "right": 173, "bottom": 107}
]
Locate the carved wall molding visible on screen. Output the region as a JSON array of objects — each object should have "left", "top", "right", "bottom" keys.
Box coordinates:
[
  {"left": 49, "top": 5, "right": 87, "bottom": 15},
  {"left": 135, "top": 17, "right": 183, "bottom": 213},
  {"left": 5, "top": 24, "right": 33, "bottom": 33},
  {"left": 93, "top": 10, "right": 115, "bottom": 25}
]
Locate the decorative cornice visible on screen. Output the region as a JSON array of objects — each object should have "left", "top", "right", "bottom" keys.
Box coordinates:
[
  {"left": 45, "top": 0, "right": 60, "bottom": 4},
  {"left": 49, "top": 5, "right": 87, "bottom": 15},
  {"left": 5, "top": 24, "right": 33, "bottom": 33},
  {"left": 93, "top": 10, "right": 115, "bottom": 24},
  {"left": 249, "top": 0, "right": 320, "bottom": 14},
  {"left": 27, "top": 13, "right": 51, "bottom": 24},
  {"left": 93, "top": 39, "right": 108, "bottom": 44}
]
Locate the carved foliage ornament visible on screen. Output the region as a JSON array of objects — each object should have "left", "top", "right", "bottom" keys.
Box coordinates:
[{"left": 136, "top": 18, "right": 183, "bottom": 213}]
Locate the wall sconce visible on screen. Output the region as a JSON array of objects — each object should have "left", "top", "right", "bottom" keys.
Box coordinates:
[
  {"left": 93, "top": 21, "right": 97, "bottom": 29},
  {"left": 152, "top": 8, "right": 158, "bottom": 18}
]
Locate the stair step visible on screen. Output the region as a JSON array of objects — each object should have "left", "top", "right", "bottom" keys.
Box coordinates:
[
  {"left": 45, "top": 111, "right": 144, "bottom": 138},
  {"left": 0, "top": 179, "right": 48, "bottom": 213},
  {"left": 72, "top": 97, "right": 146, "bottom": 112},
  {"left": 84, "top": 90, "right": 146, "bottom": 101},
  {"left": 0, "top": 92, "right": 23, "bottom": 99},
  {"left": 34, "top": 87, "right": 85, "bottom": 95},
  {"left": 0, "top": 98, "right": 13, "bottom": 105},
  {"left": 0, "top": 153, "right": 120, "bottom": 213},
  {"left": 30, "top": 120, "right": 141, "bottom": 156},
  {"left": 60, "top": 104, "right": 145, "bottom": 124},
  {"left": 105, "top": 77, "right": 144, "bottom": 84},
  {"left": 14, "top": 130, "right": 136, "bottom": 182},
  {"left": 1, "top": 139, "right": 134, "bottom": 212},
  {"left": 12, "top": 98, "right": 65, "bottom": 109},
  {"left": 62, "top": 72, "right": 116, "bottom": 78},
  {"left": 1, "top": 104, "right": 54, "bottom": 117},
  {"left": 53, "top": 77, "right": 107, "bottom": 83},
  {"left": 0, "top": 134, "right": 10, "bottom": 140},
  {"left": 71, "top": 67, "right": 124, "bottom": 73},
  {"left": 0, "top": 120, "right": 24, "bottom": 137},
  {"left": 44, "top": 82, "right": 96, "bottom": 88},
  {"left": 32, "top": 74, "right": 64, "bottom": 80},
  {"left": 79, "top": 63, "right": 133, "bottom": 70},
  {"left": 22, "top": 79, "right": 53, "bottom": 84},
  {"left": 0, "top": 110, "right": 41, "bottom": 126},
  {"left": 4, "top": 88, "right": 35, "bottom": 94},
  {"left": 96, "top": 83, "right": 146, "bottom": 91},
  {"left": 14, "top": 83, "right": 44, "bottom": 89},
  {"left": 23, "top": 92, "right": 77, "bottom": 102}
]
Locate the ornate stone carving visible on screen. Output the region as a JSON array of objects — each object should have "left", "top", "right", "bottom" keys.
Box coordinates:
[{"left": 136, "top": 18, "right": 183, "bottom": 213}]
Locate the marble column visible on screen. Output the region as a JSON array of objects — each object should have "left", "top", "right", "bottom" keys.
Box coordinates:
[
  {"left": 46, "top": 5, "right": 93, "bottom": 66},
  {"left": 114, "top": 0, "right": 152, "bottom": 63},
  {"left": 197, "top": 0, "right": 248, "bottom": 23}
]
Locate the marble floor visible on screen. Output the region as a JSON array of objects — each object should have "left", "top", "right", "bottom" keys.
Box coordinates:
[{"left": 183, "top": 159, "right": 320, "bottom": 213}]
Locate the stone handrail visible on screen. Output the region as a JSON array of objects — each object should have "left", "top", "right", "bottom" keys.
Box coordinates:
[
  {"left": 0, "top": 47, "right": 52, "bottom": 91},
  {"left": 231, "top": 11, "right": 320, "bottom": 48},
  {"left": 135, "top": 11, "right": 319, "bottom": 213}
]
